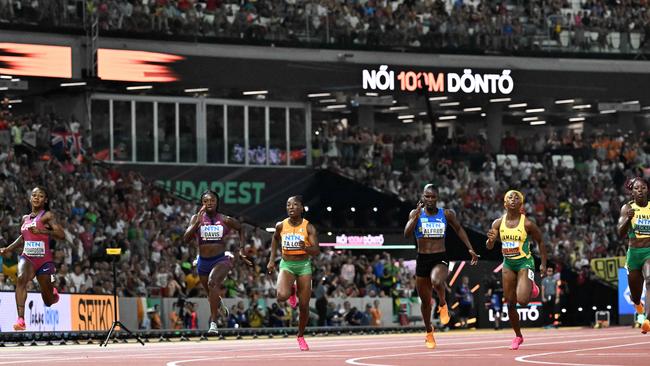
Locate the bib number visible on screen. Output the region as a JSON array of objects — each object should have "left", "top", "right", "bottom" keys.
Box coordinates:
[
  {"left": 282, "top": 234, "right": 304, "bottom": 250},
  {"left": 24, "top": 241, "right": 46, "bottom": 257},
  {"left": 421, "top": 222, "right": 445, "bottom": 238},
  {"left": 200, "top": 225, "right": 224, "bottom": 241}
]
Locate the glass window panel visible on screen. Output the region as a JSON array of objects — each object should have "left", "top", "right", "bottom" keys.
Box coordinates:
[
  {"left": 91, "top": 99, "right": 109, "bottom": 161},
  {"left": 289, "top": 109, "right": 306, "bottom": 165},
  {"left": 135, "top": 102, "right": 154, "bottom": 162},
  {"left": 269, "top": 108, "right": 287, "bottom": 165},
  {"left": 179, "top": 103, "right": 197, "bottom": 162},
  {"left": 206, "top": 105, "right": 225, "bottom": 164},
  {"left": 227, "top": 106, "right": 245, "bottom": 164},
  {"left": 248, "top": 107, "right": 266, "bottom": 165},
  {"left": 157, "top": 103, "right": 176, "bottom": 163},
  {"left": 113, "top": 100, "right": 132, "bottom": 161}
]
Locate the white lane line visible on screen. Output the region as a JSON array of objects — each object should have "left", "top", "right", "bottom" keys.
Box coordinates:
[
  {"left": 344, "top": 334, "right": 641, "bottom": 366},
  {"left": 514, "top": 340, "right": 650, "bottom": 366}
]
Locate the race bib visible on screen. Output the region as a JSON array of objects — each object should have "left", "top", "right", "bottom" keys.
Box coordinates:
[
  {"left": 501, "top": 241, "right": 520, "bottom": 257},
  {"left": 421, "top": 222, "right": 445, "bottom": 238},
  {"left": 282, "top": 234, "right": 304, "bottom": 250},
  {"left": 634, "top": 218, "right": 650, "bottom": 236},
  {"left": 200, "top": 225, "right": 224, "bottom": 241},
  {"left": 527, "top": 268, "right": 535, "bottom": 281},
  {"left": 24, "top": 241, "right": 46, "bottom": 257}
]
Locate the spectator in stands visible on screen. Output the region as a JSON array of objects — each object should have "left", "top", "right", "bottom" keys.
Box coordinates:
[{"left": 455, "top": 276, "right": 474, "bottom": 328}]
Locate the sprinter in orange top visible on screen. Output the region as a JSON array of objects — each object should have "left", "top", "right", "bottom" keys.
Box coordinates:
[{"left": 267, "top": 195, "right": 319, "bottom": 351}]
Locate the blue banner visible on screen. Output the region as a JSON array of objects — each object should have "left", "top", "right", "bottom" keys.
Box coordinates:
[{"left": 618, "top": 268, "right": 646, "bottom": 315}]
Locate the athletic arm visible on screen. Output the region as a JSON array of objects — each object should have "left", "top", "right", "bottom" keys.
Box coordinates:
[
  {"left": 486, "top": 218, "right": 502, "bottom": 250},
  {"left": 40, "top": 212, "right": 65, "bottom": 241},
  {"left": 182, "top": 214, "right": 201, "bottom": 243},
  {"left": 224, "top": 216, "right": 253, "bottom": 267},
  {"left": 617, "top": 203, "right": 633, "bottom": 239},
  {"left": 404, "top": 203, "right": 423, "bottom": 238},
  {"left": 445, "top": 209, "right": 479, "bottom": 264},
  {"left": 0, "top": 235, "right": 24, "bottom": 256},
  {"left": 304, "top": 223, "right": 320, "bottom": 256}
]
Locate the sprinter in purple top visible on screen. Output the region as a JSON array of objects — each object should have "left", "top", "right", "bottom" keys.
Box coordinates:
[
  {"left": 183, "top": 190, "right": 252, "bottom": 334},
  {"left": 0, "top": 186, "right": 65, "bottom": 331}
]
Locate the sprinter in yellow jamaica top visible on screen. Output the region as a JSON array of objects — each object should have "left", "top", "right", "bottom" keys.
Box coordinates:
[
  {"left": 617, "top": 177, "right": 650, "bottom": 334},
  {"left": 486, "top": 190, "right": 547, "bottom": 351}
]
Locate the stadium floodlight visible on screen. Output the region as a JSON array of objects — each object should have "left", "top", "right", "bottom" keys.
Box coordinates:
[
  {"left": 622, "top": 100, "right": 639, "bottom": 105},
  {"left": 463, "top": 107, "right": 482, "bottom": 112},
  {"left": 439, "top": 101, "right": 460, "bottom": 107},
  {"left": 304, "top": 206, "right": 309, "bottom": 212},
  {"left": 508, "top": 103, "right": 527, "bottom": 108},
  {"left": 8, "top": 99, "right": 22, "bottom": 104},
  {"left": 350, "top": 207, "right": 356, "bottom": 212},
  {"left": 126, "top": 85, "right": 153, "bottom": 90},
  {"left": 265, "top": 228, "right": 276, "bottom": 233},
  {"left": 319, "top": 99, "right": 337, "bottom": 103},
  {"left": 0, "top": 87, "right": 8, "bottom": 91},
  {"left": 480, "top": 113, "right": 486, "bottom": 117},
  {"left": 523, "top": 116, "right": 538, "bottom": 121},
  {"left": 592, "top": 306, "right": 597, "bottom": 311},
  {"left": 398, "top": 114, "right": 415, "bottom": 119},
  {"left": 373, "top": 207, "right": 378, "bottom": 212},
  {"left": 554, "top": 99, "right": 575, "bottom": 104},
  {"left": 530, "top": 120, "right": 546, "bottom": 125},
  {"left": 489, "top": 97, "right": 511, "bottom": 103},
  {"left": 327, "top": 232, "right": 333, "bottom": 236},
  {"left": 525, "top": 108, "right": 545, "bottom": 113},
  {"left": 572, "top": 104, "right": 591, "bottom": 110},
  {"left": 60, "top": 82, "right": 87, "bottom": 87},
  {"left": 600, "top": 109, "right": 616, "bottom": 114},
  {"left": 402, "top": 119, "right": 414, "bottom": 124},
  {"left": 0, "top": 75, "right": 11, "bottom": 79},
  {"left": 307, "top": 92, "right": 331, "bottom": 98},
  {"left": 606, "top": 305, "right": 612, "bottom": 310},
  {"left": 578, "top": 307, "right": 583, "bottom": 312},
  {"left": 438, "top": 115, "right": 457, "bottom": 121},
  {"left": 326, "top": 206, "right": 332, "bottom": 212},
  {"left": 326, "top": 104, "right": 347, "bottom": 109},
  {"left": 389, "top": 106, "right": 409, "bottom": 111},
  {"left": 365, "top": 92, "right": 378, "bottom": 97},
  {"left": 184, "top": 88, "right": 209, "bottom": 93},
  {"left": 569, "top": 117, "right": 585, "bottom": 122},
  {"left": 242, "top": 90, "right": 268, "bottom": 95},
  {"left": 428, "top": 96, "right": 448, "bottom": 101}
]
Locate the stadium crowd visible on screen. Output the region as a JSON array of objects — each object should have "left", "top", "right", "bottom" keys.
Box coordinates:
[{"left": 1, "top": 0, "right": 648, "bottom": 52}]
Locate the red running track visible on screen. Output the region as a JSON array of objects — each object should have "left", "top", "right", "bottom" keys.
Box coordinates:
[{"left": 0, "top": 327, "right": 648, "bottom": 366}]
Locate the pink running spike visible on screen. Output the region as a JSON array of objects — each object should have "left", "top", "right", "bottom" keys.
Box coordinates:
[
  {"left": 288, "top": 284, "right": 298, "bottom": 309},
  {"left": 531, "top": 281, "right": 540, "bottom": 299},
  {"left": 297, "top": 336, "right": 309, "bottom": 351},
  {"left": 510, "top": 336, "right": 524, "bottom": 350},
  {"left": 13, "top": 317, "right": 26, "bottom": 331}
]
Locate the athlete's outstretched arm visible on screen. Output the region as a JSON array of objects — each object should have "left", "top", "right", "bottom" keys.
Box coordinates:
[
  {"left": 486, "top": 218, "right": 502, "bottom": 250},
  {"left": 445, "top": 209, "right": 479, "bottom": 264},
  {"left": 224, "top": 216, "right": 253, "bottom": 267},
  {"left": 526, "top": 218, "right": 547, "bottom": 274},
  {"left": 617, "top": 203, "right": 634, "bottom": 239}
]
